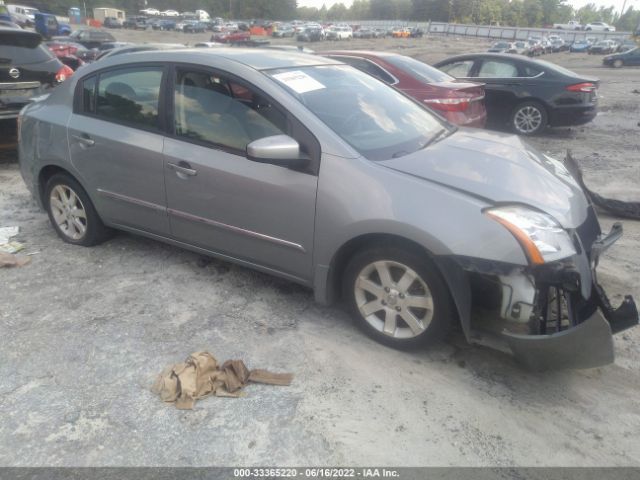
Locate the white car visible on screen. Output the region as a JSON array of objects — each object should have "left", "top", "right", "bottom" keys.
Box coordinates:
[
  {"left": 223, "top": 22, "right": 238, "bottom": 31},
  {"left": 553, "top": 20, "right": 582, "bottom": 30},
  {"left": 161, "top": 9, "right": 179, "bottom": 17},
  {"left": 584, "top": 22, "right": 616, "bottom": 31},
  {"left": 6, "top": 4, "right": 39, "bottom": 26},
  {"left": 195, "top": 9, "right": 210, "bottom": 21},
  {"left": 140, "top": 8, "right": 159, "bottom": 15},
  {"left": 328, "top": 25, "right": 352, "bottom": 40}
]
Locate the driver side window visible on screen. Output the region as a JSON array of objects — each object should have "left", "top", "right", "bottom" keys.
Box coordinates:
[{"left": 173, "top": 69, "right": 288, "bottom": 152}]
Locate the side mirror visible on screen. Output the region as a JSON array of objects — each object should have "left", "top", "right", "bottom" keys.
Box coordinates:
[{"left": 246, "top": 135, "right": 307, "bottom": 167}]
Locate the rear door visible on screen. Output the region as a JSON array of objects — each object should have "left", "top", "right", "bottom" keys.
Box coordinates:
[
  {"left": 162, "top": 66, "right": 319, "bottom": 281},
  {"left": 67, "top": 65, "right": 170, "bottom": 235},
  {"left": 471, "top": 58, "right": 524, "bottom": 125}
]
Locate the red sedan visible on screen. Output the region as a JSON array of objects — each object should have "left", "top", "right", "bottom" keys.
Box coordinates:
[
  {"left": 322, "top": 50, "right": 487, "bottom": 128},
  {"left": 210, "top": 31, "right": 250, "bottom": 43}
]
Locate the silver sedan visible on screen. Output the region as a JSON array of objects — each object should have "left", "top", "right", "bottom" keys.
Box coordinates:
[{"left": 18, "top": 48, "right": 638, "bottom": 369}]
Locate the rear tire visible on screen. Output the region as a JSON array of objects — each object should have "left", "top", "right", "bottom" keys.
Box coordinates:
[
  {"left": 44, "top": 173, "right": 113, "bottom": 246},
  {"left": 511, "top": 100, "right": 547, "bottom": 135},
  {"left": 343, "top": 246, "right": 454, "bottom": 349}
]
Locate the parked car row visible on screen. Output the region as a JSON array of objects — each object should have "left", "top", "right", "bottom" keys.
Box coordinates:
[
  {"left": 489, "top": 36, "right": 637, "bottom": 56},
  {"left": 15, "top": 44, "right": 636, "bottom": 370}
]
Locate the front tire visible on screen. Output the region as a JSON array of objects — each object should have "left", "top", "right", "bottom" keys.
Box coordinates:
[
  {"left": 613, "top": 59, "right": 623, "bottom": 68},
  {"left": 511, "top": 100, "right": 547, "bottom": 135},
  {"left": 44, "top": 173, "right": 112, "bottom": 246},
  {"left": 343, "top": 246, "right": 454, "bottom": 349}
]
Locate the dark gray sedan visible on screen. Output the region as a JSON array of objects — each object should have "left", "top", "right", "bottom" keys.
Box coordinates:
[{"left": 18, "top": 49, "right": 637, "bottom": 369}]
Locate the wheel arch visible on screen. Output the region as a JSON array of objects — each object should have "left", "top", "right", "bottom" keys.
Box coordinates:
[
  {"left": 37, "top": 164, "right": 90, "bottom": 209},
  {"left": 319, "top": 232, "right": 469, "bottom": 337}
]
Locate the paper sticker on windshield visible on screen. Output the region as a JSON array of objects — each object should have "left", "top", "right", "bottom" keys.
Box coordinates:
[{"left": 272, "top": 71, "right": 325, "bottom": 94}]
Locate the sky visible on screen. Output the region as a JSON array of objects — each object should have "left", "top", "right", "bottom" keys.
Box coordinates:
[{"left": 296, "top": 0, "right": 638, "bottom": 14}]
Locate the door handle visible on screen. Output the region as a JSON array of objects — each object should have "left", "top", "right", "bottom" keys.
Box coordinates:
[
  {"left": 167, "top": 162, "right": 197, "bottom": 178},
  {"left": 72, "top": 134, "right": 95, "bottom": 147}
]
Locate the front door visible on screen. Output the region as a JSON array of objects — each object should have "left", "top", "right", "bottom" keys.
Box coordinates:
[
  {"left": 163, "top": 67, "right": 319, "bottom": 281},
  {"left": 67, "top": 65, "right": 169, "bottom": 236}
]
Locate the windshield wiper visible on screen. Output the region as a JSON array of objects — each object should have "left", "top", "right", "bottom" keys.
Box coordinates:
[
  {"left": 389, "top": 126, "right": 455, "bottom": 159},
  {"left": 419, "top": 128, "right": 450, "bottom": 151}
]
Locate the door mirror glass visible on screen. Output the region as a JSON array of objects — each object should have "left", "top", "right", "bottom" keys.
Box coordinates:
[{"left": 247, "top": 135, "right": 305, "bottom": 167}]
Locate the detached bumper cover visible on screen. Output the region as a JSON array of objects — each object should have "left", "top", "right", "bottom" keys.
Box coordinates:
[
  {"left": 505, "top": 310, "right": 614, "bottom": 371},
  {"left": 505, "top": 222, "right": 639, "bottom": 370}
]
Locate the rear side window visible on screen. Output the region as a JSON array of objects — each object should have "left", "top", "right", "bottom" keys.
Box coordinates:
[
  {"left": 478, "top": 60, "right": 519, "bottom": 78},
  {"left": 438, "top": 59, "right": 474, "bottom": 77},
  {"left": 384, "top": 55, "right": 453, "bottom": 83},
  {"left": 330, "top": 56, "right": 396, "bottom": 84},
  {"left": 0, "top": 31, "right": 53, "bottom": 64},
  {"left": 523, "top": 65, "right": 542, "bottom": 77},
  {"left": 94, "top": 67, "right": 163, "bottom": 129}
]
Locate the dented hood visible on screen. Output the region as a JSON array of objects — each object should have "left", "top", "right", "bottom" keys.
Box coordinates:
[{"left": 378, "top": 128, "right": 590, "bottom": 228}]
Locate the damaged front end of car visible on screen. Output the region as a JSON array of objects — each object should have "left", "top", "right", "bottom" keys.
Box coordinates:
[{"left": 436, "top": 192, "right": 638, "bottom": 371}]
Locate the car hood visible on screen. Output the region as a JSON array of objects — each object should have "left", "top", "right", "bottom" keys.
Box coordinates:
[{"left": 378, "top": 128, "right": 589, "bottom": 228}]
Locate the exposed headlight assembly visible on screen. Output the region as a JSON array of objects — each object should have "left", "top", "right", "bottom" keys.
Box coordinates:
[{"left": 485, "top": 206, "right": 576, "bottom": 265}]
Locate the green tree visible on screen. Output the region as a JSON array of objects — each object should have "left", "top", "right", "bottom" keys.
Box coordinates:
[
  {"left": 327, "top": 2, "right": 348, "bottom": 20},
  {"left": 522, "top": 0, "right": 543, "bottom": 26}
]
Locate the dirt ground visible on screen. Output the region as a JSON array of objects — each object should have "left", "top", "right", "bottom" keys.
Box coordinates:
[{"left": 1, "top": 32, "right": 639, "bottom": 467}]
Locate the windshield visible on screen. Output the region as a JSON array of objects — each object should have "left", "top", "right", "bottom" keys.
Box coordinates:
[
  {"left": 267, "top": 65, "right": 447, "bottom": 161},
  {"left": 383, "top": 54, "right": 454, "bottom": 84}
]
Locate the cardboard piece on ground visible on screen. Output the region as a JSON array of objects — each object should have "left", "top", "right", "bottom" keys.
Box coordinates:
[
  {"left": 153, "top": 351, "right": 293, "bottom": 409},
  {"left": 0, "top": 252, "right": 31, "bottom": 268},
  {"left": 249, "top": 369, "right": 294, "bottom": 386}
]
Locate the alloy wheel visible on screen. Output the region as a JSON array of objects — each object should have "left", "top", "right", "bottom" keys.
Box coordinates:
[
  {"left": 49, "top": 184, "right": 88, "bottom": 240},
  {"left": 353, "top": 260, "right": 434, "bottom": 339},
  {"left": 514, "top": 105, "right": 543, "bottom": 134}
]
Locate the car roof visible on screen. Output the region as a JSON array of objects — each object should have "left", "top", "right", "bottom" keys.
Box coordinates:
[
  {"left": 0, "top": 25, "right": 34, "bottom": 34},
  {"left": 433, "top": 53, "right": 536, "bottom": 64},
  {"left": 319, "top": 50, "right": 399, "bottom": 59},
  {"left": 94, "top": 47, "right": 341, "bottom": 71}
]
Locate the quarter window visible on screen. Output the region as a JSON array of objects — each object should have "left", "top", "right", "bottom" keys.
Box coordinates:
[
  {"left": 173, "top": 69, "right": 287, "bottom": 151},
  {"left": 478, "top": 60, "right": 519, "bottom": 78},
  {"left": 95, "top": 67, "right": 163, "bottom": 129},
  {"left": 331, "top": 56, "right": 395, "bottom": 84},
  {"left": 523, "top": 65, "right": 543, "bottom": 77}
]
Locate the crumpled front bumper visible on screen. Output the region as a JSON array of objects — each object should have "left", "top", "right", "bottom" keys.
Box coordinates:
[{"left": 504, "top": 222, "right": 639, "bottom": 371}]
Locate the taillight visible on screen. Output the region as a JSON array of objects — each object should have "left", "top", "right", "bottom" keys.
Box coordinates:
[
  {"left": 423, "top": 95, "right": 484, "bottom": 112},
  {"left": 55, "top": 65, "right": 74, "bottom": 83},
  {"left": 424, "top": 98, "right": 469, "bottom": 112},
  {"left": 566, "top": 82, "right": 597, "bottom": 93}
]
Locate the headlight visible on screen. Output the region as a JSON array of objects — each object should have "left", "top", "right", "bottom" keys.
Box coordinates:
[{"left": 485, "top": 206, "right": 576, "bottom": 265}]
